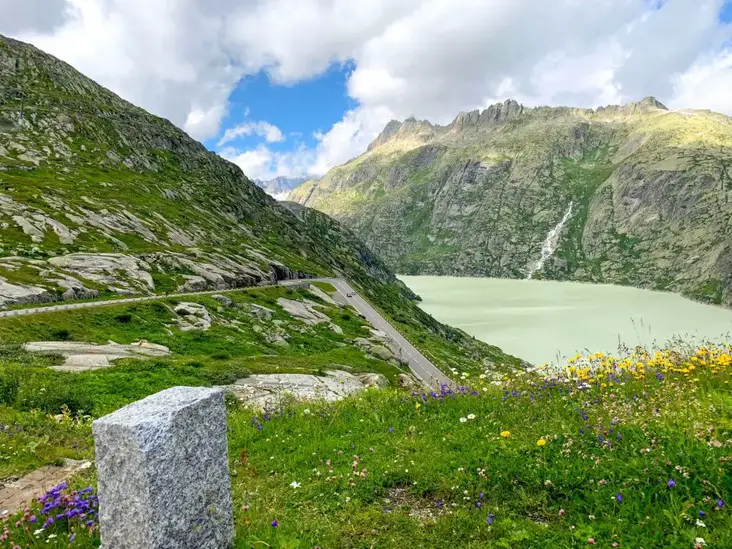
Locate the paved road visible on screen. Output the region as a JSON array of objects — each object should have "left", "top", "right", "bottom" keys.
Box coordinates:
[
  {"left": 0, "top": 279, "right": 310, "bottom": 319},
  {"left": 326, "top": 278, "right": 451, "bottom": 389},
  {"left": 0, "top": 277, "right": 451, "bottom": 389}
]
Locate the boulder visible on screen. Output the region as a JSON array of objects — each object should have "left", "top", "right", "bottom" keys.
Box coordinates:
[
  {"left": 276, "top": 297, "right": 330, "bottom": 325},
  {"left": 211, "top": 294, "right": 233, "bottom": 307},
  {"left": 174, "top": 302, "right": 212, "bottom": 331},
  {"left": 369, "top": 345, "right": 394, "bottom": 361},
  {"left": 223, "top": 370, "right": 388, "bottom": 408}
]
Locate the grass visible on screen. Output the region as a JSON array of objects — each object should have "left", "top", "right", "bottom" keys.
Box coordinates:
[{"left": 1, "top": 340, "right": 729, "bottom": 548}]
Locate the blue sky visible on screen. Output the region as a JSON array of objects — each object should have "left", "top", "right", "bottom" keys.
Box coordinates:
[{"left": 205, "top": 62, "right": 358, "bottom": 160}]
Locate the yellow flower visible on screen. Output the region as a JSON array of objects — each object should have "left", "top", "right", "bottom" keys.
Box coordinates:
[
  {"left": 500, "top": 431, "right": 511, "bottom": 438},
  {"left": 537, "top": 439, "right": 547, "bottom": 447},
  {"left": 415, "top": 403, "right": 421, "bottom": 409}
]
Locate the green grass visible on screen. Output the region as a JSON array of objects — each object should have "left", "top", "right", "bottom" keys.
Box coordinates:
[{"left": 2, "top": 342, "right": 729, "bottom": 548}]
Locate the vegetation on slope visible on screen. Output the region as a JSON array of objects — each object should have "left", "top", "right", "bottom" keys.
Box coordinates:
[{"left": 1, "top": 341, "right": 730, "bottom": 547}]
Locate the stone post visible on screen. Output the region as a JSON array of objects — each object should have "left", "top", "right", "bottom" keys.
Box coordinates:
[{"left": 92, "top": 387, "right": 233, "bottom": 549}]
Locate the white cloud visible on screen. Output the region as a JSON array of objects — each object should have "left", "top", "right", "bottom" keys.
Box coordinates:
[
  {"left": 0, "top": 0, "right": 69, "bottom": 34},
  {"left": 7, "top": 0, "right": 732, "bottom": 172},
  {"left": 668, "top": 49, "right": 732, "bottom": 114},
  {"left": 217, "top": 121, "right": 285, "bottom": 147}
]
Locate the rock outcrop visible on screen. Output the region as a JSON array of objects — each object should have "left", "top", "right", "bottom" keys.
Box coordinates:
[{"left": 223, "top": 370, "right": 388, "bottom": 408}]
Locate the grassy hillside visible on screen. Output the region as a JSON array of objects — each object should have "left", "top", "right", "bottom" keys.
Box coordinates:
[{"left": 1, "top": 341, "right": 729, "bottom": 548}]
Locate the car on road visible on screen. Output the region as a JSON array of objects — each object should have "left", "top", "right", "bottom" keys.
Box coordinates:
[{"left": 346, "top": 292, "right": 354, "bottom": 297}]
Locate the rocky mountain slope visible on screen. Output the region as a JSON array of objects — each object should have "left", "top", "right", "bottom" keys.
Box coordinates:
[
  {"left": 0, "top": 34, "right": 518, "bottom": 371},
  {"left": 254, "top": 176, "right": 309, "bottom": 200},
  {"left": 291, "top": 98, "right": 732, "bottom": 306}
]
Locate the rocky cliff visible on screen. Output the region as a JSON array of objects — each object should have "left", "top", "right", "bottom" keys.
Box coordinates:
[{"left": 291, "top": 98, "right": 732, "bottom": 306}]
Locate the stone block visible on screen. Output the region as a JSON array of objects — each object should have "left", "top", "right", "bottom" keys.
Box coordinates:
[{"left": 93, "top": 387, "right": 233, "bottom": 549}]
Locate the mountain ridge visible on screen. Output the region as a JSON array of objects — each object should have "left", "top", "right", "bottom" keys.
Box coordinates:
[{"left": 291, "top": 96, "right": 732, "bottom": 306}]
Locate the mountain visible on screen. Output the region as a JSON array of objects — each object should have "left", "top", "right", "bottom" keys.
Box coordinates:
[
  {"left": 254, "top": 176, "right": 309, "bottom": 200},
  {"left": 0, "top": 34, "right": 522, "bottom": 372},
  {"left": 291, "top": 98, "right": 732, "bottom": 306}
]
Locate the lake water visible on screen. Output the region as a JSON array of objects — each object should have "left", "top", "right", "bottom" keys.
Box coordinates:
[{"left": 399, "top": 276, "right": 732, "bottom": 365}]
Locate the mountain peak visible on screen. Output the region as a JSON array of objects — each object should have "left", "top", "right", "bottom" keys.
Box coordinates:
[
  {"left": 449, "top": 99, "right": 524, "bottom": 130},
  {"left": 596, "top": 96, "right": 669, "bottom": 116},
  {"left": 367, "top": 117, "right": 435, "bottom": 151}
]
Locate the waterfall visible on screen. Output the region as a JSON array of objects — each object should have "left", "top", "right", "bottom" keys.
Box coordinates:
[{"left": 526, "top": 202, "right": 573, "bottom": 279}]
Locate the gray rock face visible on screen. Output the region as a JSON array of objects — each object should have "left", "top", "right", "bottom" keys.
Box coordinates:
[
  {"left": 49, "top": 253, "right": 154, "bottom": 291},
  {"left": 174, "top": 302, "right": 212, "bottom": 331},
  {"left": 0, "top": 276, "right": 54, "bottom": 308},
  {"left": 224, "top": 370, "right": 387, "bottom": 408},
  {"left": 24, "top": 340, "right": 171, "bottom": 372},
  {"left": 92, "top": 387, "right": 233, "bottom": 549},
  {"left": 277, "top": 297, "right": 331, "bottom": 324}
]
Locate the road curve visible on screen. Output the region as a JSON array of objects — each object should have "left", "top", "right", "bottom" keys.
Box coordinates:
[
  {"left": 325, "top": 278, "right": 452, "bottom": 389},
  {"left": 0, "top": 277, "right": 451, "bottom": 389}
]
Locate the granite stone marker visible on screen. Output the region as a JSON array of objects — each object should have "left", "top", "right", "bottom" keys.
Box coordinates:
[{"left": 92, "top": 387, "right": 233, "bottom": 548}]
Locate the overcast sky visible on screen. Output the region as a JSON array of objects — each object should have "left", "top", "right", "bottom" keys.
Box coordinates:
[{"left": 2, "top": 0, "right": 732, "bottom": 181}]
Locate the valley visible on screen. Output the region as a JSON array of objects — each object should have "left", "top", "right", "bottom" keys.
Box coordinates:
[
  {"left": 0, "top": 28, "right": 729, "bottom": 549},
  {"left": 291, "top": 98, "right": 732, "bottom": 307}
]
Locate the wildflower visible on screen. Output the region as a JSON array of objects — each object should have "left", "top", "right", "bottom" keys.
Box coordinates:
[
  {"left": 289, "top": 481, "right": 301, "bottom": 489},
  {"left": 537, "top": 439, "right": 547, "bottom": 447},
  {"left": 698, "top": 510, "right": 706, "bottom": 517},
  {"left": 467, "top": 414, "right": 476, "bottom": 420},
  {"left": 588, "top": 515, "right": 596, "bottom": 520},
  {"left": 388, "top": 427, "right": 394, "bottom": 433},
  {"left": 588, "top": 538, "right": 596, "bottom": 544},
  {"left": 616, "top": 494, "right": 623, "bottom": 503},
  {"left": 486, "top": 513, "right": 495, "bottom": 525},
  {"left": 500, "top": 431, "right": 511, "bottom": 438},
  {"left": 696, "top": 519, "right": 706, "bottom": 528},
  {"left": 242, "top": 505, "right": 249, "bottom": 511},
  {"left": 717, "top": 499, "right": 725, "bottom": 508},
  {"left": 558, "top": 508, "right": 565, "bottom": 516},
  {"left": 695, "top": 537, "right": 706, "bottom": 547},
  {"left": 667, "top": 479, "right": 676, "bottom": 488},
  {"left": 271, "top": 520, "right": 279, "bottom": 527},
  {"left": 459, "top": 417, "right": 468, "bottom": 423},
  {"left": 303, "top": 409, "right": 310, "bottom": 415}
]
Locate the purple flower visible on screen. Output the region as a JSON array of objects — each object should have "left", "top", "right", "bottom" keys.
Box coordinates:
[
  {"left": 717, "top": 499, "right": 725, "bottom": 508},
  {"left": 667, "top": 479, "right": 676, "bottom": 488},
  {"left": 388, "top": 427, "right": 394, "bottom": 433},
  {"left": 436, "top": 500, "right": 444, "bottom": 508},
  {"left": 271, "top": 520, "right": 279, "bottom": 527},
  {"left": 616, "top": 494, "right": 623, "bottom": 503},
  {"left": 384, "top": 508, "right": 391, "bottom": 514},
  {"left": 70, "top": 534, "right": 76, "bottom": 543},
  {"left": 486, "top": 513, "right": 495, "bottom": 525},
  {"left": 699, "top": 510, "right": 706, "bottom": 518},
  {"left": 475, "top": 501, "right": 482, "bottom": 509}
]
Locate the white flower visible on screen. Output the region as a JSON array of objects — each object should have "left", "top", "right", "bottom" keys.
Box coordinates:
[
  {"left": 290, "top": 481, "right": 301, "bottom": 489},
  {"left": 695, "top": 519, "right": 706, "bottom": 528},
  {"left": 467, "top": 414, "right": 476, "bottom": 420},
  {"left": 695, "top": 537, "right": 706, "bottom": 546},
  {"left": 33, "top": 529, "right": 44, "bottom": 536},
  {"left": 459, "top": 417, "right": 468, "bottom": 423},
  {"left": 479, "top": 374, "right": 486, "bottom": 379},
  {"left": 303, "top": 409, "right": 311, "bottom": 415},
  {"left": 47, "top": 534, "right": 57, "bottom": 539}
]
